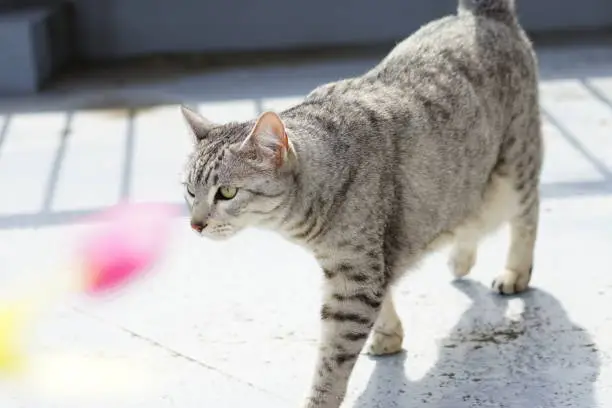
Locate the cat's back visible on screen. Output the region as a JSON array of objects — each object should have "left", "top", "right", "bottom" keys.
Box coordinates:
[
  {"left": 288, "top": 8, "right": 538, "bottom": 186},
  {"left": 304, "top": 11, "right": 536, "bottom": 136},
  {"left": 372, "top": 12, "right": 537, "bottom": 114}
]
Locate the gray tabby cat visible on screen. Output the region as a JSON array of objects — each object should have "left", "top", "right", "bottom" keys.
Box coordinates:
[{"left": 180, "top": 0, "right": 542, "bottom": 406}]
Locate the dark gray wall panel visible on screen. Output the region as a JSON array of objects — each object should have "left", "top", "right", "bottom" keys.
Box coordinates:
[
  {"left": 0, "top": 3, "right": 73, "bottom": 94},
  {"left": 67, "top": 0, "right": 612, "bottom": 59},
  {"left": 0, "top": 8, "right": 52, "bottom": 94},
  {"left": 71, "top": 0, "right": 450, "bottom": 58},
  {"left": 519, "top": 0, "right": 612, "bottom": 31},
  {"left": 2, "top": 0, "right": 612, "bottom": 61}
]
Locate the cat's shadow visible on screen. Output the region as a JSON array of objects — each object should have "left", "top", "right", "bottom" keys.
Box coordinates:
[{"left": 354, "top": 279, "right": 600, "bottom": 408}]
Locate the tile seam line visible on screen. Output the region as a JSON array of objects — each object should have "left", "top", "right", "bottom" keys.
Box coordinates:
[
  {"left": 540, "top": 106, "right": 612, "bottom": 180},
  {"left": 71, "top": 306, "right": 291, "bottom": 403},
  {"left": 580, "top": 78, "right": 612, "bottom": 114}
]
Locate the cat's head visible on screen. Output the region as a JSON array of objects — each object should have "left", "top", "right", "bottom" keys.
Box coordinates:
[{"left": 180, "top": 106, "right": 296, "bottom": 240}]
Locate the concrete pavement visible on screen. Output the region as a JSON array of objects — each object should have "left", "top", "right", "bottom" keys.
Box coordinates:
[{"left": 0, "top": 42, "right": 611, "bottom": 407}]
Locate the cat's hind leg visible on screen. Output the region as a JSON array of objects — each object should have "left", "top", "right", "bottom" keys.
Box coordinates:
[
  {"left": 492, "top": 186, "right": 539, "bottom": 295},
  {"left": 492, "top": 198, "right": 538, "bottom": 295},
  {"left": 448, "top": 173, "right": 540, "bottom": 294},
  {"left": 447, "top": 174, "right": 520, "bottom": 280},
  {"left": 448, "top": 235, "right": 478, "bottom": 279},
  {"left": 491, "top": 116, "right": 542, "bottom": 295}
]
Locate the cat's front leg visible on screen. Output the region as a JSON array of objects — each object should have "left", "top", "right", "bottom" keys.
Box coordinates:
[{"left": 304, "top": 259, "right": 386, "bottom": 408}]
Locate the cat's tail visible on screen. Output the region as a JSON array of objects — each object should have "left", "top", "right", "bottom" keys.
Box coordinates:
[{"left": 458, "top": 0, "right": 517, "bottom": 20}]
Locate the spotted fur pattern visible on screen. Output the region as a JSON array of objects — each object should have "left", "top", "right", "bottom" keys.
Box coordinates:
[{"left": 180, "top": 0, "right": 542, "bottom": 406}]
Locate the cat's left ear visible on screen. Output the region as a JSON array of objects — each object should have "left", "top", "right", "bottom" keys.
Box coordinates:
[
  {"left": 240, "top": 111, "right": 292, "bottom": 168},
  {"left": 181, "top": 105, "right": 215, "bottom": 144}
]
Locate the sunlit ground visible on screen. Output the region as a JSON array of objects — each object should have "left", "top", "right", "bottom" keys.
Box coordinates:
[{"left": 0, "top": 42, "right": 611, "bottom": 407}]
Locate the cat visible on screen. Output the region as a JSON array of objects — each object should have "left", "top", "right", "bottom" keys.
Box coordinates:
[{"left": 180, "top": 0, "right": 542, "bottom": 406}]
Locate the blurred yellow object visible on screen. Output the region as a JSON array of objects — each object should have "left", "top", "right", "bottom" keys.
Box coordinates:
[
  {"left": 0, "top": 270, "right": 81, "bottom": 377},
  {"left": 0, "top": 302, "right": 29, "bottom": 374}
]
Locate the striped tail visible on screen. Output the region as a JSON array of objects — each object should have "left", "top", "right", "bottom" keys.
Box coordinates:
[{"left": 458, "top": 0, "right": 516, "bottom": 18}]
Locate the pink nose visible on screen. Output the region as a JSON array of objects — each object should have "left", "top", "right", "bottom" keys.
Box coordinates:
[{"left": 191, "top": 222, "right": 206, "bottom": 233}]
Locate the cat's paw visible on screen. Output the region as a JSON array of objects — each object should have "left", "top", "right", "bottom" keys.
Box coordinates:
[
  {"left": 492, "top": 268, "right": 531, "bottom": 295},
  {"left": 368, "top": 326, "right": 404, "bottom": 356},
  {"left": 448, "top": 249, "right": 476, "bottom": 278}
]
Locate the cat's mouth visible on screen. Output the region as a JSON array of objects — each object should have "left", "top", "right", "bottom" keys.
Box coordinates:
[{"left": 197, "top": 224, "right": 237, "bottom": 241}]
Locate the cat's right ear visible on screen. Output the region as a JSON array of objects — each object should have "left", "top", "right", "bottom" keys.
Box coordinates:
[{"left": 181, "top": 105, "right": 215, "bottom": 144}]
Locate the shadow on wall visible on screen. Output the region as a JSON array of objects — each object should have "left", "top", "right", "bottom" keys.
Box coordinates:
[{"left": 355, "top": 280, "right": 600, "bottom": 408}]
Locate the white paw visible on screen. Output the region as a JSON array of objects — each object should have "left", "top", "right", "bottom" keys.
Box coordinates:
[
  {"left": 449, "top": 249, "right": 477, "bottom": 278},
  {"left": 368, "top": 325, "right": 404, "bottom": 356},
  {"left": 492, "top": 267, "right": 532, "bottom": 295}
]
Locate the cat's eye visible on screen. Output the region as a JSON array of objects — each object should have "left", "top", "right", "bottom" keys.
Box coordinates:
[
  {"left": 217, "top": 186, "right": 238, "bottom": 200},
  {"left": 185, "top": 185, "right": 195, "bottom": 197}
]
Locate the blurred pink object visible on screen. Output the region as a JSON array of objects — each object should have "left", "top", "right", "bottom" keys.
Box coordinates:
[{"left": 78, "top": 203, "right": 177, "bottom": 294}]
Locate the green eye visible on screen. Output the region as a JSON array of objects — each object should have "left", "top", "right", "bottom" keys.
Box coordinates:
[{"left": 217, "top": 186, "right": 238, "bottom": 200}]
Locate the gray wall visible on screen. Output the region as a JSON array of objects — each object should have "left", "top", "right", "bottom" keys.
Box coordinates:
[
  {"left": 60, "top": 0, "right": 612, "bottom": 59},
  {"left": 3, "top": 0, "right": 612, "bottom": 60}
]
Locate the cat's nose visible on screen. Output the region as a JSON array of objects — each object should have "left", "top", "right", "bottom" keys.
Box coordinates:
[{"left": 191, "top": 221, "right": 206, "bottom": 233}]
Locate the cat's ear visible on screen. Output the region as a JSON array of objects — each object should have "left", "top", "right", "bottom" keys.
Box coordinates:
[
  {"left": 181, "top": 105, "right": 215, "bottom": 143},
  {"left": 240, "top": 111, "right": 291, "bottom": 168}
]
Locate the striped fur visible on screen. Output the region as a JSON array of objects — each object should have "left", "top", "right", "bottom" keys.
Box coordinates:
[{"left": 180, "top": 0, "right": 541, "bottom": 406}]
